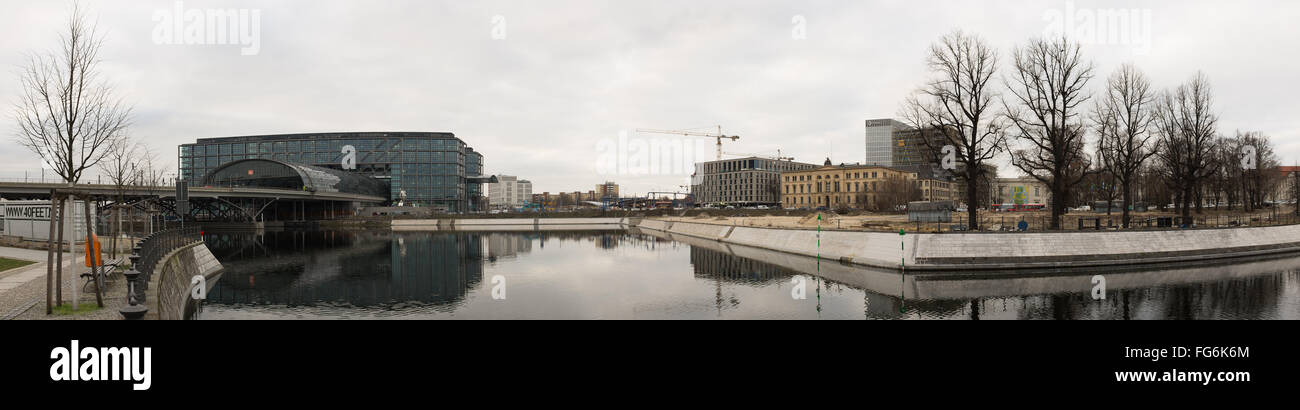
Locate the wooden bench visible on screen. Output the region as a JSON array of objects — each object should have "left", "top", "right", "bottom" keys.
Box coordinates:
[{"left": 81, "top": 256, "right": 126, "bottom": 293}]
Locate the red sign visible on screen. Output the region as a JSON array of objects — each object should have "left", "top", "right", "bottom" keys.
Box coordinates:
[{"left": 248, "top": 169, "right": 254, "bottom": 175}]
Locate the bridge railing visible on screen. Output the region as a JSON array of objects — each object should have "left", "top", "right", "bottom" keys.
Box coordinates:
[{"left": 120, "top": 227, "right": 202, "bottom": 319}]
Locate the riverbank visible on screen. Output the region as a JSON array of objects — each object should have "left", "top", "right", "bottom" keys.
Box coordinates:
[
  {"left": 392, "top": 217, "right": 630, "bottom": 231},
  {"left": 631, "top": 218, "right": 1300, "bottom": 272}
]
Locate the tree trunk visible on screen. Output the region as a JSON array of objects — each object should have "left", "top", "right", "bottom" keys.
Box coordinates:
[
  {"left": 45, "top": 192, "right": 58, "bottom": 314},
  {"left": 1121, "top": 181, "right": 1132, "bottom": 228},
  {"left": 1050, "top": 180, "right": 1064, "bottom": 230},
  {"left": 55, "top": 197, "right": 65, "bottom": 306},
  {"left": 966, "top": 177, "right": 979, "bottom": 230}
]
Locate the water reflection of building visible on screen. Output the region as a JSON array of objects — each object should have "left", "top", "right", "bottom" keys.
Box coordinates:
[
  {"left": 207, "top": 231, "right": 488, "bottom": 308},
  {"left": 483, "top": 233, "right": 533, "bottom": 260},
  {"left": 689, "top": 247, "right": 796, "bottom": 285}
]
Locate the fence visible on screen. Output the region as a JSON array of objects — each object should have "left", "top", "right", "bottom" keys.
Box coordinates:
[
  {"left": 120, "top": 227, "right": 201, "bottom": 319},
  {"left": 931, "top": 208, "right": 1300, "bottom": 233}
]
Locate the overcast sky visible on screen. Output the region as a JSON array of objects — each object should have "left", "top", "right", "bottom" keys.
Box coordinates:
[{"left": 2, "top": 0, "right": 1298, "bottom": 195}]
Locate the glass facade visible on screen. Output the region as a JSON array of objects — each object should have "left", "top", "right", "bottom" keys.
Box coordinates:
[
  {"left": 204, "top": 159, "right": 390, "bottom": 199},
  {"left": 864, "top": 118, "right": 906, "bottom": 167},
  {"left": 179, "top": 132, "right": 486, "bottom": 212}
]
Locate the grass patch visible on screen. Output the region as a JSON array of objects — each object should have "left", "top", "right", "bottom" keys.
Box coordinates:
[
  {"left": 0, "top": 257, "right": 35, "bottom": 272},
  {"left": 52, "top": 303, "right": 102, "bottom": 316}
]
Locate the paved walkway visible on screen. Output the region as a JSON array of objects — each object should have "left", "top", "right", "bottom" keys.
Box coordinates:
[
  {"left": 0, "top": 247, "right": 74, "bottom": 291},
  {"left": 0, "top": 246, "right": 122, "bottom": 320}
]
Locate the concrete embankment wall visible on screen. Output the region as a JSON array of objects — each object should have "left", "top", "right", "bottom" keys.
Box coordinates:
[
  {"left": 632, "top": 219, "right": 1300, "bottom": 271},
  {"left": 393, "top": 218, "right": 627, "bottom": 231},
  {"left": 638, "top": 220, "right": 909, "bottom": 267},
  {"left": 145, "top": 243, "right": 223, "bottom": 320}
]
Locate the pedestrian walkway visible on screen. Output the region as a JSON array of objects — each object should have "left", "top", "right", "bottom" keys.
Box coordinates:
[
  {"left": 0, "top": 246, "right": 79, "bottom": 319},
  {"left": 0, "top": 247, "right": 73, "bottom": 290}
]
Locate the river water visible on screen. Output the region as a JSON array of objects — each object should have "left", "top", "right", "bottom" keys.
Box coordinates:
[{"left": 198, "top": 229, "right": 1300, "bottom": 320}]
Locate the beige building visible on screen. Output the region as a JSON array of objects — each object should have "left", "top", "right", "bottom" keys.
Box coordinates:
[
  {"left": 919, "top": 178, "right": 955, "bottom": 202},
  {"left": 780, "top": 159, "right": 918, "bottom": 210}
]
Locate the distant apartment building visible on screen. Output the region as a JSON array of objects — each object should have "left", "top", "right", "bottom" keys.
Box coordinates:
[
  {"left": 487, "top": 175, "right": 532, "bottom": 209},
  {"left": 693, "top": 157, "right": 819, "bottom": 206},
  {"left": 991, "top": 177, "right": 1051, "bottom": 207},
  {"left": 596, "top": 182, "right": 620, "bottom": 200},
  {"left": 779, "top": 159, "right": 916, "bottom": 210}
]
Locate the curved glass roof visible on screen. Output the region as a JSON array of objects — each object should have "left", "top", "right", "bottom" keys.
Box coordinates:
[{"left": 203, "top": 159, "right": 389, "bottom": 199}]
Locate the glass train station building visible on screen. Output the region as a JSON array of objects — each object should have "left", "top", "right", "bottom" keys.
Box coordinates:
[{"left": 179, "top": 132, "right": 488, "bottom": 212}]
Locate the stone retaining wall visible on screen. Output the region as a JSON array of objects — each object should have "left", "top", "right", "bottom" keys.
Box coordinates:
[
  {"left": 144, "top": 243, "right": 223, "bottom": 320},
  {"left": 633, "top": 219, "right": 1300, "bottom": 270}
]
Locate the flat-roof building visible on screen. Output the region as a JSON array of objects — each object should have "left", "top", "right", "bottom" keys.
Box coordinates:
[
  {"left": 692, "top": 157, "right": 818, "bottom": 206},
  {"left": 488, "top": 175, "right": 532, "bottom": 209},
  {"left": 780, "top": 160, "right": 916, "bottom": 210},
  {"left": 179, "top": 132, "right": 489, "bottom": 212}
]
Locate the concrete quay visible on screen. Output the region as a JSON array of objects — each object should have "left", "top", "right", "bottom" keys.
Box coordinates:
[
  {"left": 629, "top": 218, "right": 1300, "bottom": 271},
  {"left": 393, "top": 217, "right": 629, "bottom": 232}
]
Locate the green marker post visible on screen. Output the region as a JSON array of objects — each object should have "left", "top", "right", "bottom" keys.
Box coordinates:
[
  {"left": 816, "top": 214, "right": 821, "bottom": 273},
  {"left": 900, "top": 228, "right": 906, "bottom": 313}
]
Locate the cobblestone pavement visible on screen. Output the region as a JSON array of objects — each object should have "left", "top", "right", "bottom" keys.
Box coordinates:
[{"left": 0, "top": 246, "right": 126, "bottom": 320}]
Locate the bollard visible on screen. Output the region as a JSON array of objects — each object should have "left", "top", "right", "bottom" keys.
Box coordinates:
[{"left": 118, "top": 267, "right": 148, "bottom": 320}]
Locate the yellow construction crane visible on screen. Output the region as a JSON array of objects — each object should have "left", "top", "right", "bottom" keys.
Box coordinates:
[
  {"left": 636, "top": 125, "right": 739, "bottom": 161},
  {"left": 722, "top": 150, "right": 794, "bottom": 161}
]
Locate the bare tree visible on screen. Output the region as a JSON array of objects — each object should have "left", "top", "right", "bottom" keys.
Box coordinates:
[
  {"left": 874, "top": 175, "right": 921, "bottom": 212},
  {"left": 1207, "top": 137, "right": 1240, "bottom": 210},
  {"left": 1002, "top": 37, "right": 1096, "bottom": 229},
  {"left": 1091, "top": 63, "right": 1157, "bottom": 227},
  {"left": 12, "top": 3, "right": 132, "bottom": 313},
  {"left": 900, "top": 29, "right": 1006, "bottom": 230},
  {"left": 1235, "top": 131, "right": 1279, "bottom": 211},
  {"left": 1153, "top": 72, "right": 1219, "bottom": 220},
  {"left": 99, "top": 139, "right": 142, "bottom": 257},
  {"left": 13, "top": 3, "right": 131, "bottom": 185}
]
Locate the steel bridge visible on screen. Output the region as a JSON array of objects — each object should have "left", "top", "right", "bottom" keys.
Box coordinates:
[{"left": 0, "top": 181, "right": 386, "bottom": 222}]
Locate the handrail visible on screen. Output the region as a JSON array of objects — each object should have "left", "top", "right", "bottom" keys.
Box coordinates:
[{"left": 120, "top": 227, "right": 202, "bottom": 319}]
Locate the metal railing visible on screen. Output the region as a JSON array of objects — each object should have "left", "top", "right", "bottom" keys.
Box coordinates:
[{"left": 120, "top": 227, "right": 202, "bottom": 320}]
